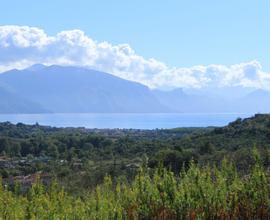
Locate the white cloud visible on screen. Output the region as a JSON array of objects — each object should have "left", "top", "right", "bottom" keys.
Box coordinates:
[{"left": 0, "top": 25, "right": 270, "bottom": 90}]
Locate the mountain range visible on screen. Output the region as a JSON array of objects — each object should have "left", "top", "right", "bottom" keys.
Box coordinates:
[
  {"left": 0, "top": 64, "right": 269, "bottom": 114},
  {"left": 0, "top": 65, "right": 168, "bottom": 113}
]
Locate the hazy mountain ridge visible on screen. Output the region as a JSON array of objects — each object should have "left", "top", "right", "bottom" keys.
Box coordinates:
[
  {"left": 0, "top": 65, "right": 169, "bottom": 113},
  {"left": 0, "top": 64, "right": 269, "bottom": 114},
  {"left": 153, "top": 87, "right": 270, "bottom": 113},
  {"left": 152, "top": 89, "right": 226, "bottom": 113}
]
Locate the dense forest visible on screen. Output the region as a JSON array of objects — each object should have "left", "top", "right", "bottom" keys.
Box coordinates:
[{"left": 1, "top": 114, "right": 270, "bottom": 219}]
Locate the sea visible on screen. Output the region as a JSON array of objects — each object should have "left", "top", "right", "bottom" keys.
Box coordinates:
[{"left": 0, "top": 113, "right": 253, "bottom": 129}]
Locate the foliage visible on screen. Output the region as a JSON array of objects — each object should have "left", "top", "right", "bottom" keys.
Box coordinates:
[
  {"left": 0, "top": 155, "right": 270, "bottom": 219},
  {"left": 1, "top": 114, "right": 270, "bottom": 193}
]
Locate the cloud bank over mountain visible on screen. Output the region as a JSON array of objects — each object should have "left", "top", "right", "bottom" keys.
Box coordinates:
[{"left": 0, "top": 25, "right": 270, "bottom": 90}]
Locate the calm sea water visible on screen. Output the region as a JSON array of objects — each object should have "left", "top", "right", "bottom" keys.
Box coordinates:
[{"left": 0, "top": 113, "right": 253, "bottom": 129}]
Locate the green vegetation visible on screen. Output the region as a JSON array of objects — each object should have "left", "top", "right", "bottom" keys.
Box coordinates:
[
  {"left": 1, "top": 114, "right": 270, "bottom": 218},
  {"left": 1, "top": 114, "right": 270, "bottom": 192},
  {"left": 0, "top": 122, "right": 211, "bottom": 193},
  {"left": 0, "top": 153, "right": 270, "bottom": 219}
]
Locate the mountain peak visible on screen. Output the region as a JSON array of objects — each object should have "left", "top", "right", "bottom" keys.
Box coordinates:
[
  {"left": 246, "top": 89, "right": 270, "bottom": 98},
  {"left": 27, "top": 64, "right": 47, "bottom": 71}
]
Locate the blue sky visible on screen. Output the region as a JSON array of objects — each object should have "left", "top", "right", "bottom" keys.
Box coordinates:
[
  {"left": 1, "top": 0, "right": 269, "bottom": 68},
  {"left": 0, "top": 0, "right": 270, "bottom": 90}
]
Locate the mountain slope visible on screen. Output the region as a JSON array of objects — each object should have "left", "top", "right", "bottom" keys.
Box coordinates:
[
  {"left": 0, "top": 86, "right": 48, "bottom": 113},
  {"left": 153, "top": 87, "right": 270, "bottom": 113},
  {"left": 1, "top": 64, "right": 269, "bottom": 114},
  {"left": 176, "top": 113, "right": 270, "bottom": 153},
  {"left": 234, "top": 89, "right": 270, "bottom": 113},
  {"left": 152, "top": 88, "right": 227, "bottom": 113},
  {"left": 0, "top": 65, "right": 170, "bottom": 113}
]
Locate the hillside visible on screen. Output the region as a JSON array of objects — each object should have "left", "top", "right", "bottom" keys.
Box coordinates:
[
  {"left": 0, "top": 86, "right": 48, "bottom": 113},
  {"left": 0, "top": 65, "right": 169, "bottom": 113},
  {"left": 1, "top": 65, "right": 270, "bottom": 114},
  {"left": 178, "top": 113, "right": 270, "bottom": 151}
]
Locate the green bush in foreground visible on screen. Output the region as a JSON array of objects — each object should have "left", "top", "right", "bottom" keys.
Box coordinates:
[{"left": 0, "top": 154, "right": 270, "bottom": 219}]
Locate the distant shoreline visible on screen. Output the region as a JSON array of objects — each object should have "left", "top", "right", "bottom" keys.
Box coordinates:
[{"left": 0, "top": 113, "right": 254, "bottom": 129}]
